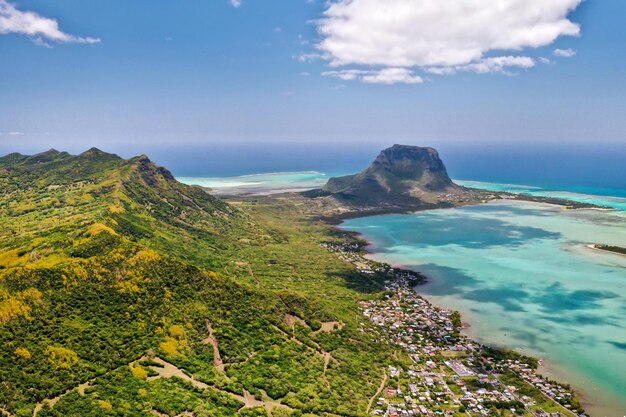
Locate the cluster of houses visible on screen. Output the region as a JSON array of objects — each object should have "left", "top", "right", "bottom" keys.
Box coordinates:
[
  {"left": 496, "top": 361, "right": 579, "bottom": 412},
  {"left": 321, "top": 240, "right": 585, "bottom": 417}
]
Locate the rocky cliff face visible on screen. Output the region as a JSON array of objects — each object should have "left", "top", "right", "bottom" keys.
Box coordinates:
[{"left": 323, "top": 145, "right": 458, "bottom": 202}]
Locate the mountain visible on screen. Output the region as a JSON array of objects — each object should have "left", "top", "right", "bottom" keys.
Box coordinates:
[
  {"left": 0, "top": 148, "right": 397, "bottom": 417},
  {"left": 1, "top": 147, "right": 243, "bottom": 267},
  {"left": 316, "top": 145, "right": 478, "bottom": 214},
  {"left": 324, "top": 144, "right": 456, "bottom": 196}
]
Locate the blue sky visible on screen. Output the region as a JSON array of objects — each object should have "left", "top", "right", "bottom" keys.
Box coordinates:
[{"left": 0, "top": 0, "right": 625, "bottom": 156}]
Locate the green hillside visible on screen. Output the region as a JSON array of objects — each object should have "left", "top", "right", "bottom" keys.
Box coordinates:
[{"left": 0, "top": 150, "right": 400, "bottom": 417}]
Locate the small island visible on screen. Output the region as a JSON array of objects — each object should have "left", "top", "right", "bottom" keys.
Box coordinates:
[{"left": 589, "top": 244, "right": 626, "bottom": 256}]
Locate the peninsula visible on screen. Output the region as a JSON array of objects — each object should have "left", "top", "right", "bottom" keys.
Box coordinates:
[{"left": 0, "top": 147, "right": 587, "bottom": 417}]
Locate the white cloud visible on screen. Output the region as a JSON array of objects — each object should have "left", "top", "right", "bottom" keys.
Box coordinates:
[
  {"left": 554, "top": 48, "right": 577, "bottom": 58},
  {"left": 426, "top": 56, "right": 536, "bottom": 76},
  {"left": 315, "top": 0, "right": 582, "bottom": 83},
  {"left": 8, "top": 131, "right": 24, "bottom": 135},
  {"left": 362, "top": 68, "right": 423, "bottom": 84},
  {"left": 0, "top": 0, "right": 99, "bottom": 45},
  {"left": 298, "top": 52, "right": 327, "bottom": 62},
  {"left": 322, "top": 69, "right": 365, "bottom": 81},
  {"left": 229, "top": 0, "right": 242, "bottom": 7},
  {"left": 323, "top": 68, "right": 423, "bottom": 85}
]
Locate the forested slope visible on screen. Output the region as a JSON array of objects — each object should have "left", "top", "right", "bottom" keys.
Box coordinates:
[{"left": 0, "top": 149, "right": 401, "bottom": 417}]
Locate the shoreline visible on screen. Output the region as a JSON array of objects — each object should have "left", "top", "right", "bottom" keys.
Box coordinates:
[
  {"left": 333, "top": 217, "right": 592, "bottom": 416},
  {"left": 230, "top": 186, "right": 624, "bottom": 416},
  {"left": 338, "top": 223, "right": 626, "bottom": 417},
  {"left": 586, "top": 244, "right": 626, "bottom": 258}
]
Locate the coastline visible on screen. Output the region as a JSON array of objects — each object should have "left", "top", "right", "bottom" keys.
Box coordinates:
[
  {"left": 586, "top": 244, "right": 626, "bottom": 258},
  {"left": 335, "top": 217, "right": 592, "bottom": 416},
  {"left": 227, "top": 183, "right": 625, "bottom": 416}
]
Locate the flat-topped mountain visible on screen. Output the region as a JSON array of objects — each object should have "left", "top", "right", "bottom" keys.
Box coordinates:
[
  {"left": 324, "top": 144, "right": 456, "bottom": 198},
  {"left": 314, "top": 145, "right": 477, "bottom": 214}
]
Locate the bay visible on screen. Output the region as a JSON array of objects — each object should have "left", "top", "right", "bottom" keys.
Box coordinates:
[{"left": 342, "top": 201, "right": 626, "bottom": 416}]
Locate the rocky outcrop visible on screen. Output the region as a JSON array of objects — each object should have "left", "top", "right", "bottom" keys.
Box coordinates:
[{"left": 322, "top": 145, "right": 460, "bottom": 205}]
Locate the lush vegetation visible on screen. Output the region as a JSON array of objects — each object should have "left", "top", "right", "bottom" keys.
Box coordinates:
[
  {"left": 595, "top": 244, "right": 626, "bottom": 255},
  {"left": 481, "top": 347, "right": 539, "bottom": 370},
  {"left": 0, "top": 149, "right": 404, "bottom": 417}
]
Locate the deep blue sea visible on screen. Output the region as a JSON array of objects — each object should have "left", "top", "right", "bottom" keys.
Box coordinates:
[{"left": 147, "top": 142, "right": 626, "bottom": 191}]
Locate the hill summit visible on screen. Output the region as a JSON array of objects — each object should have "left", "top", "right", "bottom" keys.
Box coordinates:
[{"left": 322, "top": 145, "right": 460, "bottom": 205}]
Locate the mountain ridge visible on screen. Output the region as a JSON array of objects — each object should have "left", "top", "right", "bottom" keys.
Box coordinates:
[{"left": 0, "top": 147, "right": 398, "bottom": 416}]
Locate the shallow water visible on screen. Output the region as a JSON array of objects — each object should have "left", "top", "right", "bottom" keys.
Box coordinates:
[
  {"left": 342, "top": 201, "right": 626, "bottom": 417},
  {"left": 178, "top": 171, "right": 331, "bottom": 195},
  {"left": 456, "top": 180, "right": 626, "bottom": 211},
  {"left": 178, "top": 171, "right": 626, "bottom": 415}
]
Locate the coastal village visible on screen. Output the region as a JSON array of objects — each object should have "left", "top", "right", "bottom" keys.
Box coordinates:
[{"left": 321, "top": 240, "right": 586, "bottom": 417}]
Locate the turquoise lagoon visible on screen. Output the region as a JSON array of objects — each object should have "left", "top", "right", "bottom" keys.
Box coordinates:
[
  {"left": 179, "top": 172, "right": 626, "bottom": 415},
  {"left": 456, "top": 180, "right": 626, "bottom": 212},
  {"left": 342, "top": 201, "right": 626, "bottom": 416},
  {"left": 179, "top": 171, "right": 331, "bottom": 195}
]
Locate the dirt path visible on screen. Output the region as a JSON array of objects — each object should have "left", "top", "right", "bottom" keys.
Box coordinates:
[
  {"left": 277, "top": 318, "right": 336, "bottom": 388},
  {"left": 32, "top": 380, "right": 93, "bottom": 417},
  {"left": 322, "top": 352, "right": 334, "bottom": 389},
  {"left": 284, "top": 314, "right": 308, "bottom": 333},
  {"left": 150, "top": 410, "right": 194, "bottom": 417},
  {"left": 270, "top": 324, "right": 326, "bottom": 357},
  {"left": 143, "top": 356, "right": 209, "bottom": 389},
  {"left": 141, "top": 356, "right": 291, "bottom": 413},
  {"left": 312, "top": 321, "right": 343, "bottom": 334},
  {"left": 28, "top": 352, "right": 291, "bottom": 417},
  {"left": 271, "top": 324, "right": 302, "bottom": 344},
  {"left": 201, "top": 319, "right": 223, "bottom": 368},
  {"left": 323, "top": 352, "right": 331, "bottom": 376},
  {"left": 366, "top": 373, "right": 388, "bottom": 414},
  {"left": 235, "top": 261, "right": 256, "bottom": 277},
  {"left": 228, "top": 351, "right": 257, "bottom": 368}
]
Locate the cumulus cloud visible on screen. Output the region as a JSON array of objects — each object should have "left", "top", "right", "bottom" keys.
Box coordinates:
[
  {"left": 322, "top": 69, "right": 364, "bottom": 81},
  {"left": 315, "top": 0, "right": 582, "bottom": 84},
  {"left": 554, "top": 48, "right": 577, "bottom": 58},
  {"left": 426, "top": 56, "right": 537, "bottom": 76},
  {"left": 323, "top": 68, "right": 423, "bottom": 84},
  {"left": 0, "top": 0, "right": 99, "bottom": 45},
  {"left": 229, "top": 0, "right": 242, "bottom": 7}
]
